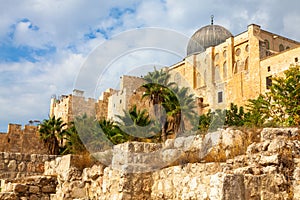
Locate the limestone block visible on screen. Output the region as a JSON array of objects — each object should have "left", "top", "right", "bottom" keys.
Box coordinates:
[
  {"left": 29, "top": 186, "right": 40, "bottom": 194},
  {"left": 7, "top": 160, "right": 17, "bottom": 171},
  {"left": 259, "top": 154, "right": 280, "bottom": 166},
  {"left": 209, "top": 172, "right": 225, "bottom": 200},
  {"left": 29, "top": 194, "right": 39, "bottom": 200},
  {"left": 18, "top": 162, "right": 26, "bottom": 172},
  {"left": 14, "top": 184, "right": 28, "bottom": 193},
  {"left": 164, "top": 139, "right": 174, "bottom": 149},
  {"left": 15, "top": 153, "right": 23, "bottom": 161},
  {"left": 267, "top": 138, "right": 286, "bottom": 153},
  {"left": 261, "top": 128, "right": 299, "bottom": 140},
  {"left": 262, "top": 166, "right": 277, "bottom": 174},
  {"left": 41, "top": 185, "right": 56, "bottom": 193}
]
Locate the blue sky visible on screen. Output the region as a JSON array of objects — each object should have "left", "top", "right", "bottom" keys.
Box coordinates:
[{"left": 0, "top": 0, "right": 300, "bottom": 132}]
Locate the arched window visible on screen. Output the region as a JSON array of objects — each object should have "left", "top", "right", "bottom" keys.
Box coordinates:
[
  {"left": 279, "top": 44, "right": 284, "bottom": 52},
  {"left": 214, "top": 53, "right": 219, "bottom": 62},
  {"left": 223, "top": 61, "right": 227, "bottom": 79},
  {"left": 196, "top": 72, "right": 201, "bottom": 88},
  {"left": 235, "top": 48, "right": 241, "bottom": 56},
  {"left": 215, "top": 65, "right": 220, "bottom": 83},
  {"left": 223, "top": 50, "right": 227, "bottom": 58},
  {"left": 286, "top": 46, "right": 290, "bottom": 50},
  {"left": 233, "top": 61, "right": 238, "bottom": 74},
  {"left": 244, "top": 57, "right": 249, "bottom": 71},
  {"left": 245, "top": 44, "right": 249, "bottom": 52},
  {"left": 264, "top": 39, "right": 270, "bottom": 50}
]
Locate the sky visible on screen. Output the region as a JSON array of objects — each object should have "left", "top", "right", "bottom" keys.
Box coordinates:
[{"left": 1, "top": 0, "right": 300, "bottom": 132}]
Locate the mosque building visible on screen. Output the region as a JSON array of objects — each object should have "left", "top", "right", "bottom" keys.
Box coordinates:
[
  {"left": 50, "top": 20, "right": 300, "bottom": 123},
  {"left": 167, "top": 17, "right": 300, "bottom": 114}
]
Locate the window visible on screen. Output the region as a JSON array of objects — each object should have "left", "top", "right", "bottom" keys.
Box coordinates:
[
  {"left": 235, "top": 48, "right": 241, "bottom": 56},
  {"left": 214, "top": 53, "right": 219, "bottom": 62},
  {"left": 295, "top": 57, "right": 298, "bottom": 62},
  {"left": 244, "top": 57, "right": 249, "bottom": 71},
  {"left": 215, "top": 65, "right": 220, "bottom": 83},
  {"left": 233, "top": 61, "right": 238, "bottom": 74},
  {"left": 267, "top": 66, "right": 271, "bottom": 72},
  {"left": 266, "top": 76, "right": 272, "bottom": 89},
  {"left": 279, "top": 44, "right": 284, "bottom": 52},
  {"left": 245, "top": 44, "right": 249, "bottom": 52},
  {"left": 264, "top": 39, "right": 270, "bottom": 50},
  {"left": 218, "top": 92, "right": 223, "bottom": 103},
  {"left": 286, "top": 46, "right": 290, "bottom": 50},
  {"left": 223, "top": 50, "right": 227, "bottom": 58},
  {"left": 223, "top": 62, "right": 227, "bottom": 79},
  {"left": 196, "top": 72, "right": 201, "bottom": 88}
]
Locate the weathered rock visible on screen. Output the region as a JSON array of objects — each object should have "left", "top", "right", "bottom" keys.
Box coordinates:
[
  {"left": 259, "top": 154, "right": 280, "bottom": 166},
  {"left": 1, "top": 127, "right": 300, "bottom": 200}
]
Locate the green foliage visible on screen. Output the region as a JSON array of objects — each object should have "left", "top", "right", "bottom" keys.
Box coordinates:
[
  {"left": 268, "top": 65, "right": 300, "bottom": 126},
  {"left": 245, "top": 95, "right": 271, "bottom": 127},
  {"left": 61, "top": 122, "right": 88, "bottom": 155},
  {"left": 73, "top": 114, "right": 113, "bottom": 152},
  {"left": 225, "top": 103, "right": 248, "bottom": 126},
  {"left": 142, "top": 68, "right": 197, "bottom": 141},
  {"left": 99, "top": 119, "right": 130, "bottom": 145},
  {"left": 117, "top": 105, "right": 160, "bottom": 142},
  {"left": 39, "top": 116, "right": 67, "bottom": 155},
  {"left": 198, "top": 103, "right": 250, "bottom": 133},
  {"left": 246, "top": 65, "right": 300, "bottom": 127}
]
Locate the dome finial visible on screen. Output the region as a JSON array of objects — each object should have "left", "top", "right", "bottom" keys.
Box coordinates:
[{"left": 211, "top": 15, "right": 214, "bottom": 25}]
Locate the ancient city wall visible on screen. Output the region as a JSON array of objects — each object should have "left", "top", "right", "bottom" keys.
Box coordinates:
[{"left": 0, "top": 124, "right": 48, "bottom": 154}]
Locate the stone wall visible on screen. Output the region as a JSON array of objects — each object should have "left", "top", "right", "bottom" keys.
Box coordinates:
[
  {"left": 1, "top": 128, "right": 299, "bottom": 199},
  {"left": 0, "top": 152, "right": 57, "bottom": 180},
  {"left": 0, "top": 176, "right": 58, "bottom": 200},
  {"left": 42, "top": 128, "right": 300, "bottom": 200},
  {"left": 0, "top": 124, "right": 48, "bottom": 154}
]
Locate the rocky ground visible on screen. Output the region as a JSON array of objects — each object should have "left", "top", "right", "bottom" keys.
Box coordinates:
[{"left": 0, "top": 127, "right": 299, "bottom": 200}]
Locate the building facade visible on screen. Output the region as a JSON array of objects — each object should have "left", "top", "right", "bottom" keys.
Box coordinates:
[
  {"left": 168, "top": 23, "right": 300, "bottom": 114},
  {"left": 50, "top": 23, "right": 300, "bottom": 123}
]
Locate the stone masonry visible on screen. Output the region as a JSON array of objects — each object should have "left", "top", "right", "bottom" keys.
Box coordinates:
[
  {"left": 0, "top": 124, "right": 48, "bottom": 154},
  {"left": 0, "top": 128, "right": 299, "bottom": 199}
]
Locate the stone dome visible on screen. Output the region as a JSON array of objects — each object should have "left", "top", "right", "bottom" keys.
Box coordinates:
[{"left": 187, "top": 24, "right": 233, "bottom": 56}]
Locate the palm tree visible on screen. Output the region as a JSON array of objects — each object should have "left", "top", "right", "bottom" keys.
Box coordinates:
[
  {"left": 116, "top": 105, "right": 160, "bottom": 142},
  {"left": 99, "top": 119, "right": 130, "bottom": 145},
  {"left": 73, "top": 114, "right": 112, "bottom": 153},
  {"left": 39, "top": 116, "right": 67, "bottom": 155},
  {"left": 142, "top": 68, "right": 175, "bottom": 142},
  {"left": 163, "top": 86, "right": 197, "bottom": 136},
  {"left": 61, "top": 122, "right": 88, "bottom": 155}
]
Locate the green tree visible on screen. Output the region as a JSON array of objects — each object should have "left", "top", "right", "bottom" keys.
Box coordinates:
[
  {"left": 61, "top": 123, "right": 88, "bottom": 155},
  {"left": 225, "top": 103, "right": 247, "bottom": 126},
  {"left": 163, "top": 86, "right": 197, "bottom": 136},
  {"left": 74, "top": 114, "right": 112, "bottom": 153},
  {"left": 142, "top": 68, "right": 175, "bottom": 141},
  {"left": 246, "top": 65, "right": 300, "bottom": 126},
  {"left": 245, "top": 95, "right": 270, "bottom": 127},
  {"left": 268, "top": 65, "right": 300, "bottom": 126},
  {"left": 39, "top": 116, "right": 67, "bottom": 155},
  {"left": 99, "top": 119, "right": 130, "bottom": 144},
  {"left": 117, "top": 105, "right": 160, "bottom": 142}
]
